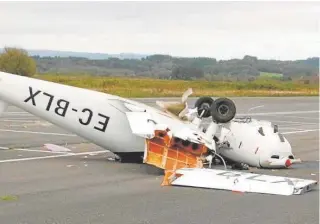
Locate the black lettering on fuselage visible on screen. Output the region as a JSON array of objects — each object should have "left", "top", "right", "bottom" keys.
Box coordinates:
[
  {"left": 55, "top": 99, "right": 70, "bottom": 117},
  {"left": 79, "top": 108, "right": 93, "bottom": 125},
  {"left": 24, "top": 87, "right": 41, "bottom": 106},
  {"left": 94, "top": 113, "right": 110, "bottom": 132},
  {"left": 42, "top": 92, "right": 54, "bottom": 111},
  {"left": 24, "top": 87, "right": 111, "bottom": 131}
]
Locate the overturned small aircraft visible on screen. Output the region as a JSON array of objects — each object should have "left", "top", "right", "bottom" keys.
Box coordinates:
[{"left": 0, "top": 71, "right": 317, "bottom": 195}]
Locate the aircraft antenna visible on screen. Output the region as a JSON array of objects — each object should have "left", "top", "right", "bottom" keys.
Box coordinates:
[{"left": 244, "top": 105, "right": 265, "bottom": 119}]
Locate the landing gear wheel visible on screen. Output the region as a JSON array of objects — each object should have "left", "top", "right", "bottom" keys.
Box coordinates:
[
  {"left": 210, "top": 97, "right": 236, "bottom": 123},
  {"left": 194, "top": 96, "right": 214, "bottom": 118}
]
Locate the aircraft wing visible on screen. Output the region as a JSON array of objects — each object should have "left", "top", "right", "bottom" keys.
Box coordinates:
[{"left": 165, "top": 168, "right": 318, "bottom": 196}]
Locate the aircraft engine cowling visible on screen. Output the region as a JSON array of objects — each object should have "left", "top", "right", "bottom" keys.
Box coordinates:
[
  {"left": 0, "top": 100, "right": 8, "bottom": 117},
  {"left": 194, "top": 97, "right": 236, "bottom": 123}
]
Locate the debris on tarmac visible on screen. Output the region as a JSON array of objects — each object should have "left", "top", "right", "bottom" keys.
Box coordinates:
[{"left": 44, "top": 143, "right": 72, "bottom": 153}]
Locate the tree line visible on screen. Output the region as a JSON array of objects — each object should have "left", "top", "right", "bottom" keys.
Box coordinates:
[
  {"left": 33, "top": 54, "right": 319, "bottom": 81},
  {"left": 1, "top": 47, "right": 319, "bottom": 81}
]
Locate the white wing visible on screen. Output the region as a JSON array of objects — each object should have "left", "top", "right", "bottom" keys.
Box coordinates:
[{"left": 169, "top": 168, "right": 318, "bottom": 196}]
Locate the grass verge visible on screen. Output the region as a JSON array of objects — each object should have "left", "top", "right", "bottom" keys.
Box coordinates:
[
  {"left": 35, "top": 74, "right": 319, "bottom": 98},
  {"left": 0, "top": 195, "right": 18, "bottom": 201}
]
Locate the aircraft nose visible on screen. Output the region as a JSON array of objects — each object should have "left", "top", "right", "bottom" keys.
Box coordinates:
[
  {"left": 260, "top": 154, "right": 295, "bottom": 168},
  {"left": 285, "top": 159, "right": 292, "bottom": 167}
]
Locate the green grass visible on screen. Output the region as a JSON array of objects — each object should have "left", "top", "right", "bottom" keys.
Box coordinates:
[
  {"left": 0, "top": 195, "right": 18, "bottom": 201},
  {"left": 34, "top": 73, "right": 319, "bottom": 98},
  {"left": 260, "top": 72, "right": 283, "bottom": 78}
]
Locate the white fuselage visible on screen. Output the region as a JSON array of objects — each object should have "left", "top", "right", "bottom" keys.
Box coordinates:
[
  {"left": 0, "top": 71, "right": 188, "bottom": 154},
  {"left": 0, "top": 71, "right": 299, "bottom": 168}
]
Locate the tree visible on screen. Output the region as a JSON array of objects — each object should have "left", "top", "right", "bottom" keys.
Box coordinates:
[
  {"left": 0, "top": 47, "right": 37, "bottom": 77},
  {"left": 171, "top": 66, "right": 204, "bottom": 80}
]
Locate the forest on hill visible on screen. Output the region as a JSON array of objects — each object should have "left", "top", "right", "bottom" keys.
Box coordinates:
[{"left": 32, "top": 54, "right": 319, "bottom": 81}]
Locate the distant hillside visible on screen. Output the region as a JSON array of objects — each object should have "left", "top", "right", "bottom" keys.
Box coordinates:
[
  {"left": 0, "top": 48, "right": 318, "bottom": 81},
  {"left": 32, "top": 54, "right": 319, "bottom": 81},
  {"left": 0, "top": 48, "right": 149, "bottom": 60}
]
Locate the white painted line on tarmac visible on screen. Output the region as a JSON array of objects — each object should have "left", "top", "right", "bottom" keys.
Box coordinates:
[
  {"left": 3, "top": 112, "right": 29, "bottom": 114},
  {"left": 3, "top": 113, "right": 34, "bottom": 116},
  {"left": 278, "top": 127, "right": 305, "bottom": 130},
  {"left": 237, "top": 110, "right": 319, "bottom": 116},
  {"left": 0, "top": 150, "right": 108, "bottom": 163},
  {"left": 282, "top": 129, "right": 320, "bottom": 135},
  {"left": 264, "top": 115, "right": 319, "bottom": 120},
  {"left": 13, "top": 148, "right": 67, "bottom": 154},
  {"left": 268, "top": 119, "right": 318, "bottom": 125},
  {"left": 0, "top": 146, "right": 9, "bottom": 150},
  {"left": 0, "top": 119, "right": 35, "bottom": 123},
  {"left": 0, "top": 129, "right": 77, "bottom": 136},
  {"left": 277, "top": 123, "right": 318, "bottom": 127}
]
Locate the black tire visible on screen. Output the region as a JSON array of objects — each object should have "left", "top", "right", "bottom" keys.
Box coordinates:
[
  {"left": 194, "top": 96, "right": 214, "bottom": 118},
  {"left": 210, "top": 97, "right": 236, "bottom": 123}
]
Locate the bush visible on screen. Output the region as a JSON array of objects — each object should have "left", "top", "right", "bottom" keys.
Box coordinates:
[{"left": 0, "top": 47, "right": 36, "bottom": 77}]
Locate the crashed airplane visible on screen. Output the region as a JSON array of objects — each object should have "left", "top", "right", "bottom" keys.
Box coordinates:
[{"left": 0, "top": 71, "right": 317, "bottom": 196}]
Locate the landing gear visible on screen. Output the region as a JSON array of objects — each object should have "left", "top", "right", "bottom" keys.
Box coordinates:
[
  {"left": 194, "top": 96, "right": 214, "bottom": 118},
  {"left": 194, "top": 97, "right": 237, "bottom": 123},
  {"left": 210, "top": 98, "right": 236, "bottom": 123}
]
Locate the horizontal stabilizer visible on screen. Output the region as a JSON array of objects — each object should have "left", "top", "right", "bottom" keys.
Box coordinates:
[{"left": 169, "top": 168, "right": 317, "bottom": 196}]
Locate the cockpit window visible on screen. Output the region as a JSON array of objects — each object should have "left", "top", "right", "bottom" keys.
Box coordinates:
[{"left": 271, "top": 155, "right": 279, "bottom": 159}]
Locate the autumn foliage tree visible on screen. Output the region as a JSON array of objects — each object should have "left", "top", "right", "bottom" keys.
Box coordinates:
[{"left": 0, "top": 47, "right": 36, "bottom": 77}]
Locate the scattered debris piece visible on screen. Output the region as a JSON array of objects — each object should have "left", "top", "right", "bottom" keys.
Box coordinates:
[
  {"left": 89, "top": 153, "right": 100, "bottom": 156},
  {"left": 44, "top": 143, "right": 72, "bottom": 153}
]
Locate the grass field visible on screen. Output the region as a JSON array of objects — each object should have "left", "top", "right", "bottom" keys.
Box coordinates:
[
  {"left": 35, "top": 74, "right": 319, "bottom": 98},
  {"left": 259, "top": 72, "right": 283, "bottom": 78}
]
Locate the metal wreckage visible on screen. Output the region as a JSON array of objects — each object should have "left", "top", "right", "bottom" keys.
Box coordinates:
[{"left": 0, "top": 71, "right": 318, "bottom": 196}]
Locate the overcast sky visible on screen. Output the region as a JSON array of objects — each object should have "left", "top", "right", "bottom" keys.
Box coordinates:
[{"left": 0, "top": 1, "right": 319, "bottom": 60}]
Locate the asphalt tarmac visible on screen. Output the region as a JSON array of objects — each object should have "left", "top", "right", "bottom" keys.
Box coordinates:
[{"left": 0, "top": 97, "right": 319, "bottom": 224}]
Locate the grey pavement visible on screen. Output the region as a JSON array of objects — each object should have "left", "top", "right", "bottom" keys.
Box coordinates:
[{"left": 0, "top": 97, "right": 319, "bottom": 224}]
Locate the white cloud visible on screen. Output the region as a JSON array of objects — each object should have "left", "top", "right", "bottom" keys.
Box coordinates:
[{"left": 0, "top": 1, "right": 319, "bottom": 59}]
